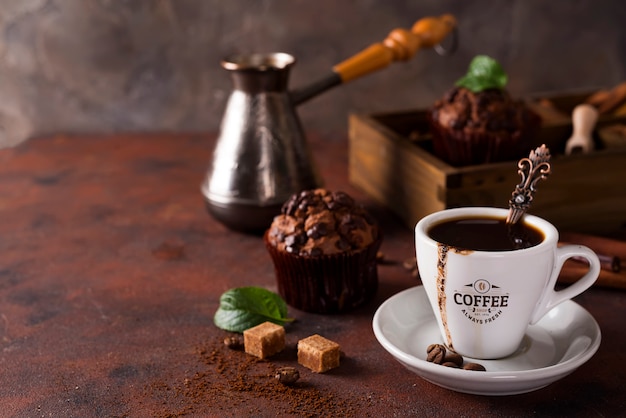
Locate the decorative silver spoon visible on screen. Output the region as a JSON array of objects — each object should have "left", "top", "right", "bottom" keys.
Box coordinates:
[{"left": 506, "top": 144, "right": 552, "bottom": 224}]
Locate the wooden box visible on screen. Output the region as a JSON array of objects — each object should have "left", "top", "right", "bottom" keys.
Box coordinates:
[{"left": 348, "top": 93, "right": 626, "bottom": 235}]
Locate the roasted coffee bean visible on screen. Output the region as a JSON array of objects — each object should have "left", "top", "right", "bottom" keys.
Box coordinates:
[
  {"left": 442, "top": 362, "right": 460, "bottom": 368},
  {"left": 426, "top": 344, "right": 446, "bottom": 364},
  {"left": 463, "top": 362, "right": 486, "bottom": 371},
  {"left": 275, "top": 367, "right": 300, "bottom": 385},
  {"left": 443, "top": 351, "right": 464, "bottom": 367},
  {"left": 224, "top": 336, "right": 243, "bottom": 350},
  {"left": 402, "top": 257, "right": 417, "bottom": 271},
  {"left": 426, "top": 342, "right": 487, "bottom": 371}
]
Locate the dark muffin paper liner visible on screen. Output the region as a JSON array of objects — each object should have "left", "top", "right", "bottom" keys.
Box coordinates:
[{"left": 264, "top": 231, "right": 382, "bottom": 314}]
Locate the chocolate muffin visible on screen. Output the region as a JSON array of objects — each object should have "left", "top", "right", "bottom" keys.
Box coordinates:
[
  {"left": 428, "top": 56, "right": 541, "bottom": 166},
  {"left": 264, "top": 188, "right": 381, "bottom": 313}
]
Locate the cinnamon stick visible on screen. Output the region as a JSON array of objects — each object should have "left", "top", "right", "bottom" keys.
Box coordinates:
[
  {"left": 559, "top": 263, "right": 626, "bottom": 290},
  {"left": 558, "top": 232, "right": 626, "bottom": 290},
  {"left": 560, "top": 232, "right": 626, "bottom": 257},
  {"left": 585, "top": 81, "right": 626, "bottom": 114},
  {"left": 569, "top": 251, "right": 620, "bottom": 273}
]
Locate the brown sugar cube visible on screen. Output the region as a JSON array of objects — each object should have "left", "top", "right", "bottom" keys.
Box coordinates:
[
  {"left": 243, "top": 322, "right": 285, "bottom": 359},
  {"left": 297, "top": 334, "right": 340, "bottom": 373}
]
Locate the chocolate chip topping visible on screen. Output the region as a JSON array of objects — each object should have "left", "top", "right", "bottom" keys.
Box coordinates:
[
  {"left": 307, "top": 222, "right": 328, "bottom": 239},
  {"left": 268, "top": 189, "right": 378, "bottom": 256},
  {"left": 431, "top": 86, "right": 540, "bottom": 136},
  {"left": 326, "top": 191, "right": 354, "bottom": 209},
  {"left": 335, "top": 238, "right": 351, "bottom": 252}
]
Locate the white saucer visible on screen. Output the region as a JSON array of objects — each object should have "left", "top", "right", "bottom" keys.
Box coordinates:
[{"left": 372, "top": 286, "right": 601, "bottom": 396}]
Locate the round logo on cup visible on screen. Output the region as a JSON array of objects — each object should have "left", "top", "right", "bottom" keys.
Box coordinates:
[{"left": 473, "top": 279, "right": 491, "bottom": 294}]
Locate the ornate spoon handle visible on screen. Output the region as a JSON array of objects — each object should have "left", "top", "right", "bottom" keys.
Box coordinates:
[{"left": 506, "top": 144, "right": 552, "bottom": 224}]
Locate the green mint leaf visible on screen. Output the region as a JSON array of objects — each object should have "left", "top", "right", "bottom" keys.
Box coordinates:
[
  {"left": 455, "top": 55, "right": 508, "bottom": 92},
  {"left": 213, "top": 286, "right": 294, "bottom": 333}
]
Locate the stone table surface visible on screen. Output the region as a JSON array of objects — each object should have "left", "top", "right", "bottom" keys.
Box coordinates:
[{"left": 0, "top": 133, "right": 625, "bottom": 417}]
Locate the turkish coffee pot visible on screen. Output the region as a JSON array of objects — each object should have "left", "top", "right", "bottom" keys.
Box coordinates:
[{"left": 202, "top": 14, "right": 457, "bottom": 233}]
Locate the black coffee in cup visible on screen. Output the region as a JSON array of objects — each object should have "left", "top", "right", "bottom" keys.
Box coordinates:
[{"left": 427, "top": 216, "right": 544, "bottom": 251}]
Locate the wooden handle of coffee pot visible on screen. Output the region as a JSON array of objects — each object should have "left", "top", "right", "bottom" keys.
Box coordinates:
[
  {"left": 333, "top": 14, "right": 457, "bottom": 83},
  {"left": 289, "top": 14, "right": 457, "bottom": 106}
]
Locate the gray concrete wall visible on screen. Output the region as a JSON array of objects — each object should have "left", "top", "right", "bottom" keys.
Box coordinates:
[{"left": 1, "top": 0, "right": 625, "bottom": 147}]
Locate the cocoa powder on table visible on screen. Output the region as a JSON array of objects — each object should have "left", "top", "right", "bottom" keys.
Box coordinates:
[{"left": 147, "top": 333, "right": 360, "bottom": 417}]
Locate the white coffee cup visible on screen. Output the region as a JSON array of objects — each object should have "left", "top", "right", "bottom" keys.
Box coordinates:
[{"left": 415, "top": 207, "right": 600, "bottom": 359}]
